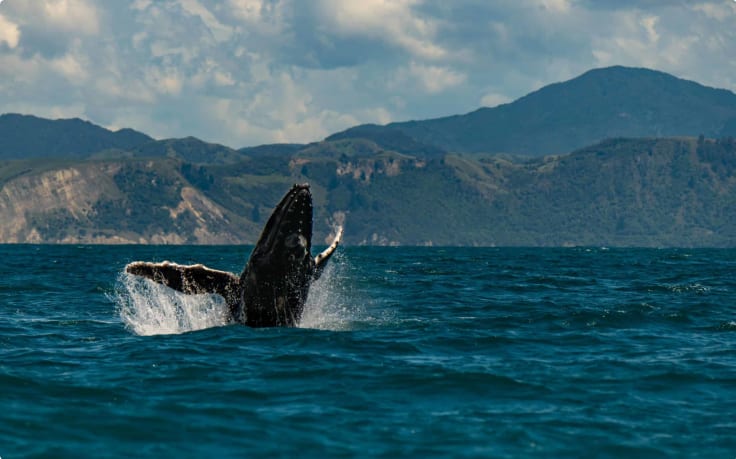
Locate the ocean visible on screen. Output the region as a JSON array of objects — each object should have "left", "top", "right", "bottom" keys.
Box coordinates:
[{"left": 1, "top": 245, "right": 734, "bottom": 458}]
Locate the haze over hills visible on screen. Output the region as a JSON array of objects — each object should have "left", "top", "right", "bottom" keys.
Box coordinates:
[
  {"left": 1, "top": 66, "right": 735, "bottom": 246},
  {"left": 2, "top": 66, "right": 734, "bottom": 161},
  {"left": 333, "top": 66, "right": 736, "bottom": 156}
]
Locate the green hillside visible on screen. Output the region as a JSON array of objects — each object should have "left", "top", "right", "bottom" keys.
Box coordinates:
[
  {"left": 2, "top": 66, "right": 736, "bottom": 246},
  {"left": 2, "top": 135, "right": 734, "bottom": 246}
]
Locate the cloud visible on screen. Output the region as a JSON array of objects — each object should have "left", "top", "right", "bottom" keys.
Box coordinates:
[
  {"left": 400, "top": 61, "right": 466, "bottom": 94},
  {"left": 0, "top": 13, "right": 20, "bottom": 48},
  {"left": 2, "top": 0, "right": 100, "bottom": 57},
  {"left": 0, "top": 0, "right": 733, "bottom": 148},
  {"left": 178, "top": 0, "right": 233, "bottom": 41},
  {"left": 692, "top": 2, "right": 736, "bottom": 21},
  {"left": 540, "top": 0, "right": 572, "bottom": 13},
  {"left": 480, "top": 93, "right": 512, "bottom": 108},
  {"left": 588, "top": 3, "right": 735, "bottom": 85},
  {"left": 50, "top": 51, "right": 89, "bottom": 82},
  {"left": 42, "top": 0, "right": 100, "bottom": 35},
  {"left": 317, "top": 0, "right": 445, "bottom": 60}
]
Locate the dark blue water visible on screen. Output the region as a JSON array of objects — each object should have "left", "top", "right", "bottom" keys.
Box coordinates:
[{"left": 1, "top": 245, "right": 734, "bottom": 458}]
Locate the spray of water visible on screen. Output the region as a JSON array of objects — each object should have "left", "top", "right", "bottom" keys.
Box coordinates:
[
  {"left": 300, "top": 222, "right": 356, "bottom": 330},
  {"left": 114, "top": 249, "right": 357, "bottom": 336},
  {"left": 300, "top": 251, "right": 357, "bottom": 331},
  {"left": 114, "top": 274, "right": 230, "bottom": 336}
]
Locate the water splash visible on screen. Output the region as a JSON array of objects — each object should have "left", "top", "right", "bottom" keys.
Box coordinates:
[
  {"left": 114, "top": 274, "right": 230, "bottom": 336},
  {"left": 300, "top": 251, "right": 358, "bottom": 331},
  {"left": 114, "top": 250, "right": 358, "bottom": 336}
]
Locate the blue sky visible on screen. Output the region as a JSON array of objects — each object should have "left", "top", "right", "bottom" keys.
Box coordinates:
[{"left": 0, "top": 0, "right": 734, "bottom": 148}]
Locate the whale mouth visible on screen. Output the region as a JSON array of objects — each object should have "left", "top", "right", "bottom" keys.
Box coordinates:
[{"left": 251, "top": 183, "right": 313, "bottom": 261}]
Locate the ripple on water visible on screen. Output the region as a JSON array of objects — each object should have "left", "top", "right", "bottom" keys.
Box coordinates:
[{"left": 1, "top": 246, "right": 735, "bottom": 457}]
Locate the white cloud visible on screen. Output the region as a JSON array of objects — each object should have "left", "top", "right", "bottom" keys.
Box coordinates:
[
  {"left": 0, "top": 0, "right": 734, "bottom": 148},
  {"left": 582, "top": 2, "right": 736, "bottom": 96},
  {"left": 50, "top": 51, "right": 88, "bottom": 82},
  {"left": 42, "top": 0, "right": 100, "bottom": 35},
  {"left": 480, "top": 92, "right": 511, "bottom": 108},
  {"left": 3, "top": 0, "right": 101, "bottom": 37},
  {"left": 540, "top": 0, "right": 572, "bottom": 13},
  {"left": 317, "top": 0, "right": 446, "bottom": 59},
  {"left": 177, "top": 0, "right": 233, "bottom": 42},
  {"left": 145, "top": 66, "right": 184, "bottom": 95},
  {"left": 590, "top": 11, "right": 661, "bottom": 67},
  {"left": 640, "top": 15, "right": 659, "bottom": 44},
  {"left": 0, "top": 53, "right": 39, "bottom": 81},
  {"left": 0, "top": 14, "right": 20, "bottom": 48},
  {"left": 406, "top": 62, "right": 466, "bottom": 94},
  {"left": 691, "top": 2, "right": 736, "bottom": 21},
  {"left": 227, "top": 0, "right": 264, "bottom": 22},
  {"left": 0, "top": 0, "right": 101, "bottom": 61}
]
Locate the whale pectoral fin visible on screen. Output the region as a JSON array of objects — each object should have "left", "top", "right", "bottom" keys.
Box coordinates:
[
  {"left": 313, "top": 226, "right": 343, "bottom": 280},
  {"left": 126, "top": 261, "right": 240, "bottom": 306}
]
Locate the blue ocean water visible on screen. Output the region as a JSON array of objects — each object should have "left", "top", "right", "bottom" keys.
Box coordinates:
[{"left": 1, "top": 245, "right": 734, "bottom": 458}]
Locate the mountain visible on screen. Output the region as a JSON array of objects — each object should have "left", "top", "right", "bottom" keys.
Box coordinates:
[
  {"left": 5, "top": 66, "right": 735, "bottom": 161},
  {"left": 1, "top": 135, "right": 735, "bottom": 246},
  {"left": 333, "top": 66, "right": 736, "bottom": 156},
  {"left": 292, "top": 135, "right": 736, "bottom": 246},
  {"left": 325, "top": 124, "right": 446, "bottom": 157},
  {"left": 2, "top": 66, "right": 736, "bottom": 246},
  {"left": 0, "top": 114, "right": 153, "bottom": 160},
  {"left": 238, "top": 143, "right": 305, "bottom": 157},
  {"left": 0, "top": 157, "right": 256, "bottom": 244},
  {"left": 128, "top": 137, "right": 246, "bottom": 164}
]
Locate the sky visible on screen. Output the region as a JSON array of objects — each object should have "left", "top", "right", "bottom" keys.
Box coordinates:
[{"left": 0, "top": 0, "right": 734, "bottom": 149}]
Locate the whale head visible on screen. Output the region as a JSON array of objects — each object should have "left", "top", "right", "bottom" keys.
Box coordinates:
[
  {"left": 240, "top": 183, "right": 317, "bottom": 326},
  {"left": 252, "top": 183, "right": 313, "bottom": 263}
]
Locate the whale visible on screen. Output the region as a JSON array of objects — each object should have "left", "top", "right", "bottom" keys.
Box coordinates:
[{"left": 125, "top": 183, "right": 342, "bottom": 327}]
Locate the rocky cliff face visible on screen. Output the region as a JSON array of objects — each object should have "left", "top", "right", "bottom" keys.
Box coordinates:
[
  {"left": 0, "top": 161, "right": 246, "bottom": 244},
  {"left": 1, "top": 165, "right": 109, "bottom": 243}
]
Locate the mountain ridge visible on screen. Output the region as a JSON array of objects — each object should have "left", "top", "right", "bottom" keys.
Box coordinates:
[
  {"left": 1, "top": 135, "right": 734, "bottom": 246},
  {"left": 3, "top": 66, "right": 736, "bottom": 160},
  {"left": 335, "top": 66, "right": 736, "bottom": 156},
  {"left": 0, "top": 113, "right": 153, "bottom": 160},
  {"left": 1, "top": 66, "right": 736, "bottom": 246}
]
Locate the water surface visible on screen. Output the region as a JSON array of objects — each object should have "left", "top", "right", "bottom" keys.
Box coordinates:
[{"left": 1, "top": 245, "right": 734, "bottom": 457}]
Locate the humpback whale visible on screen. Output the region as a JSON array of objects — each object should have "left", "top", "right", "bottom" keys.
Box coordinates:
[{"left": 125, "top": 183, "right": 342, "bottom": 327}]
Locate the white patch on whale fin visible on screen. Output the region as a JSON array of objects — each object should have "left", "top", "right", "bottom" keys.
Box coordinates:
[{"left": 314, "top": 226, "right": 343, "bottom": 279}]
